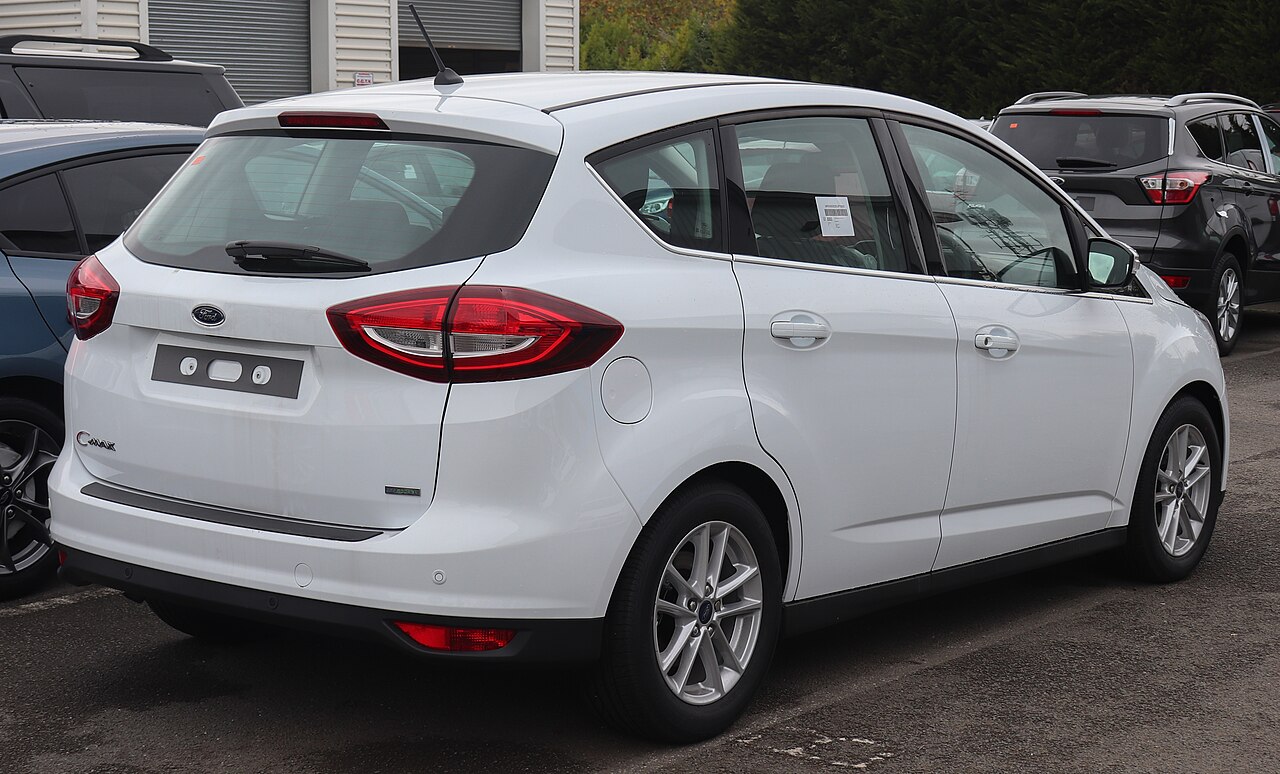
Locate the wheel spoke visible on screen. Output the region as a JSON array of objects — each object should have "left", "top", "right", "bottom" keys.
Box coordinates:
[
  {"left": 714, "top": 564, "right": 760, "bottom": 600},
  {"left": 1174, "top": 429, "right": 1189, "bottom": 473},
  {"left": 0, "top": 511, "right": 14, "bottom": 573},
  {"left": 718, "top": 597, "right": 762, "bottom": 619},
  {"left": 1177, "top": 501, "right": 1195, "bottom": 539},
  {"left": 712, "top": 628, "right": 745, "bottom": 674},
  {"left": 10, "top": 507, "right": 51, "bottom": 546},
  {"left": 1185, "top": 464, "right": 1210, "bottom": 489},
  {"left": 670, "top": 628, "right": 703, "bottom": 692},
  {"left": 1, "top": 429, "right": 38, "bottom": 478},
  {"left": 1160, "top": 501, "right": 1181, "bottom": 553},
  {"left": 13, "top": 451, "right": 56, "bottom": 490},
  {"left": 698, "top": 634, "right": 724, "bottom": 695},
  {"left": 663, "top": 563, "right": 696, "bottom": 599},
  {"left": 1157, "top": 469, "right": 1179, "bottom": 487},
  {"left": 707, "top": 526, "right": 729, "bottom": 595},
  {"left": 656, "top": 598, "right": 695, "bottom": 620},
  {"left": 1182, "top": 496, "right": 1204, "bottom": 527},
  {"left": 658, "top": 620, "right": 697, "bottom": 673},
  {"left": 1182, "top": 445, "right": 1206, "bottom": 480}
]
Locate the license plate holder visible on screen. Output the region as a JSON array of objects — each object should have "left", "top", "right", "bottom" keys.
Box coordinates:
[{"left": 151, "top": 344, "right": 303, "bottom": 399}]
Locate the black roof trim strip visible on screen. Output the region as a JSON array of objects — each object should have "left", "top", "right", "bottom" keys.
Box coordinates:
[
  {"left": 543, "top": 79, "right": 783, "bottom": 114},
  {"left": 80, "top": 482, "right": 385, "bottom": 542}
]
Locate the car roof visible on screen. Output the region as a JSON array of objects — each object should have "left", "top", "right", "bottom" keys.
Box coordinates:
[
  {"left": 0, "top": 120, "right": 202, "bottom": 178},
  {"left": 1000, "top": 94, "right": 1263, "bottom": 117}
]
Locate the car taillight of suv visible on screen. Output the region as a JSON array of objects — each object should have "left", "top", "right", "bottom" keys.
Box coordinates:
[{"left": 1138, "top": 171, "right": 1210, "bottom": 205}]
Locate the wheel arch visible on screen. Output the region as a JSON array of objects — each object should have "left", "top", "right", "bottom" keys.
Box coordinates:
[
  {"left": 1221, "top": 232, "right": 1249, "bottom": 280},
  {"left": 0, "top": 375, "right": 63, "bottom": 418},
  {"left": 1171, "top": 379, "right": 1227, "bottom": 477}
]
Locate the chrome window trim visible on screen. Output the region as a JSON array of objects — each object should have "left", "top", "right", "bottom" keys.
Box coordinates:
[
  {"left": 1169, "top": 117, "right": 1176, "bottom": 156},
  {"left": 932, "top": 273, "right": 1152, "bottom": 303},
  {"left": 730, "top": 252, "right": 937, "bottom": 283},
  {"left": 585, "top": 162, "right": 733, "bottom": 262}
]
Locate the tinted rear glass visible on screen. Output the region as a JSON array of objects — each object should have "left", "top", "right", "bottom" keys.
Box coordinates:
[
  {"left": 992, "top": 113, "right": 1169, "bottom": 170},
  {"left": 17, "top": 66, "right": 228, "bottom": 125},
  {"left": 125, "top": 134, "right": 555, "bottom": 275}
]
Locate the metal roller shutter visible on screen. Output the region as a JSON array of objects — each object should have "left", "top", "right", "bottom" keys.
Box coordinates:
[
  {"left": 150, "top": 0, "right": 311, "bottom": 105},
  {"left": 398, "top": 0, "right": 521, "bottom": 51}
]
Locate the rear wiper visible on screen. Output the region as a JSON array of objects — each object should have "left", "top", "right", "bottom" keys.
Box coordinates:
[
  {"left": 1055, "top": 156, "right": 1117, "bottom": 169},
  {"left": 225, "top": 240, "right": 370, "bottom": 271}
]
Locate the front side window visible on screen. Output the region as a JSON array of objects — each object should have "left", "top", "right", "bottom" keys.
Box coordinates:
[
  {"left": 593, "top": 130, "right": 721, "bottom": 252},
  {"left": 1221, "top": 113, "right": 1265, "bottom": 171},
  {"left": 901, "top": 123, "right": 1077, "bottom": 289},
  {"left": 125, "top": 134, "right": 555, "bottom": 275},
  {"left": 1257, "top": 116, "right": 1280, "bottom": 174},
  {"left": 731, "top": 116, "right": 913, "bottom": 272},
  {"left": 0, "top": 174, "right": 78, "bottom": 254},
  {"left": 1187, "top": 117, "right": 1225, "bottom": 161},
  {"left": 63, "top": 152, "right": 191, "bottom": 252}
]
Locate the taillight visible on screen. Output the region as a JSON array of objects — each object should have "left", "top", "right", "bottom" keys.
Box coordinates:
[
  {"left": 327, "top": 286, "right": 623, "bottom": 383},
  {"left": 278, "top": 112, "right": 388, "bottom": 130},
  {"left": 393, "top": 621, "right": 515, "bottom": 651},
  {"left": 66, "top": 255, "right": 119, "bottom": 340},
  {"left": 1139, "top": 171, "right": 1210, "bottom": 205},
  {"left": 1050, "top": 108, "right": 1101, "bottom": 116}
]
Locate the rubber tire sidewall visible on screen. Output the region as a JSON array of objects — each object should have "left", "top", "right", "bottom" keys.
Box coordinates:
[
  {"left": 1203, "top": 253, "right": 1243, "bottom": 356},
  {"left": 0, "top": 396, "right": 62, "bottom": 601},
  {"left": 591, "top": 482, "right": 783, "bottom": 743},
  {"left": 1125, "top": 396, "right": 1222, "bottom": 583}
]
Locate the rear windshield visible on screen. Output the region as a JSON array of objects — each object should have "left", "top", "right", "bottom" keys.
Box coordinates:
[
  {"left": 17, "top": 67, "right": 228, "bottom": 125},
  {"left": 992, "top": 113, "right": 1169, "bottom": 171},
  {"left": 125, "top": 134, "right": 556, "bottom": 275}
]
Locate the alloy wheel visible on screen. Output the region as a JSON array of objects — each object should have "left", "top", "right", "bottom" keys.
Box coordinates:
[
  {"left": 1154, "top": 423, "right": 1212, "bottom": 558},
  {"left": 653, "top": 521, "right": 764, "bottom": 706},
  {"left": 1217, "top": 268, "right": 1241, "bottom": 343},
  {"left": 0, "top": 420, "right": 59, "bottom": 575}
]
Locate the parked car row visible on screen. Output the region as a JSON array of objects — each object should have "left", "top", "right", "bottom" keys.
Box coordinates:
[{"left": 0, "top": 35, "right": 1237, "bottom": 743}]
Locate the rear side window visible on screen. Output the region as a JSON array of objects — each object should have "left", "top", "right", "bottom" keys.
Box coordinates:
[
  {"left": 1188, "top": 117, "right": 1225, "bottom": 161},
  {"left": 125, "top": 134, "right": 556, "bottom": 275},
  {"left": 992, "top": 113, "right": 1169, "bottom": 170},
  {"left": 1221, "top": 113, "right": 1265, "bottom": 171},
  {"left": 16, "top": 67, "right": 227, "bottom": 125},
  {"left": 63, "top": 153, "right": 190, "bottom": 252},
  {"left": 1259, "top": 117, "right": 1280, "bottom": 174},
  {"left": 730, "top": 116, "right": 914, "bottom": 273},
  {"left": 0, "top": 174, "right": 78, "bottom": 254},
  {"left": 593, "top": 130, "right": 722, "bottom": 252}
]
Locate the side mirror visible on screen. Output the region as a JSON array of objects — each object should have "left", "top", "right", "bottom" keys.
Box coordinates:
[{"left": 1084, "top": 237, "right": 1136, "bottom": 289}]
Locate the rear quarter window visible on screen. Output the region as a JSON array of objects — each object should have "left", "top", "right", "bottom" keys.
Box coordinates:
[{"left": 992, "top": 113, "right": 1169, "bottom": 171}]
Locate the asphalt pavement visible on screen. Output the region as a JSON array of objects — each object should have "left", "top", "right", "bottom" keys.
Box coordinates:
[{"left": 4, "top": 306, "right": 1280, "bottom": 774}]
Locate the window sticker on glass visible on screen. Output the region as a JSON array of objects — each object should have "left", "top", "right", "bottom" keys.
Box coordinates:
[{"left": 815, "top": 196, "right": 855, "bottom": 237}]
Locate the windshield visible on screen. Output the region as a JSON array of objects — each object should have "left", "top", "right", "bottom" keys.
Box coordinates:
[
  {"left": 992, "top": 113, "right": 1169, "bottom": 171},
  {"left": 126, "top": 134, "right": 556, "bottom": 275}
]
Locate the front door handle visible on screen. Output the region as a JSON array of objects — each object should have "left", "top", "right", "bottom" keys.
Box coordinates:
[
  {"left": 771, "top": 321, "right": 831, "bottom": 340},
  {"left": 974, "top": 332, "right": 1019, "bottom": 351}
]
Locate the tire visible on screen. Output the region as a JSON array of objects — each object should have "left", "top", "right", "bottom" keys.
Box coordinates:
[
  {"left": 1124, "top": 396, "right": 1222, "bottom": 582},
  {"left": 0, "top": 397, "right": 62, "bottom": 601},
  {"left": 589, "top": 482, "right": 782, "bottom": 743},
  {"left": 147, "top": 599, "right": 268, "bottom": 644},
  {"left": 1203, "top": 253, "right": 1243, "bottom": 355}
]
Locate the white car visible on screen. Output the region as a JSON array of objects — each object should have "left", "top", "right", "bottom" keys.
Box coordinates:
[{"left": 49, "top": 72, "right": 1228, "bottom": 742}]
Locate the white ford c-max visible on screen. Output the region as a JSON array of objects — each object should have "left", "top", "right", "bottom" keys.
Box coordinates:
[{"left": 48, "top": 72, "right": 1228, "bottom": 741}]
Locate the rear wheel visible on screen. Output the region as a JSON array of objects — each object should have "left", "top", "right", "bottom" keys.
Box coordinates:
[
  {"left": 147, "top": 599, "right": 267, "bottom": 644},
  {"left": 1125, "top": 397, "right": 1221, "bottom": 582},
  {"left": 590, "top": 482, "right": 782, "bottom": 742},
  {"left": 1205, "top": 253, "right": 1243, "bottom": 355},
  {"left": 0, "top": 398, "right": 62, "bottom": 601}
]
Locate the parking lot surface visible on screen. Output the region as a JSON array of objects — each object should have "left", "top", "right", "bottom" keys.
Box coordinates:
[{"left": 4, "top": 305, "right": 1279, "bottom": 774}]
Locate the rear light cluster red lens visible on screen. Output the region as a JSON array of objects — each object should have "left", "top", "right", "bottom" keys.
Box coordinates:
[
  {"left": 278, "top": 112, "right": 388, "bottom": 130},
  {"left": 66, "top": 255, "right": 119, "bottom": 340},
  {"left": 1050, "top": 108, "right": 1102, "bottom": 117},
  {"left": 1139, "top": 171, "right": 1210, "bottom": 205},
  {"left": 393, "top": 621, "right": 515, "bottom": 652},
  {"left": 327, "top": 286, "right": 623, "bottom": 383},
  {"left": 1160, "top": 275, "right": 1191, "bottom": 289}
]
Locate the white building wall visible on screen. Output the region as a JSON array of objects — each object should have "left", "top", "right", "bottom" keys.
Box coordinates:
[
  {"left": 521, "top": 0, "right": 577, "bottom": 73},
  {"left": 334, "top": 0, "right": 395, "bottom": 87},
  {"left": 96, "top": 0, "right": 141, "bottom": 40},
  {"left": 0, "top": 1, "right": 85, "bottom": 37}
]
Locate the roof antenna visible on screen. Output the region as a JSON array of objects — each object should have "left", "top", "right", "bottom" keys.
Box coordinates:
[{"left": 408, "top": 4, "right": 463, "bottom": 87}]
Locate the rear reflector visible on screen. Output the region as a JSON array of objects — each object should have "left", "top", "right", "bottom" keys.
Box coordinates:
[
  {"left": 394, "top": 622, "right": 516, "bottom": 652},
  {"left": 66, "top": 254, "right": 119, "bottom": 340},
  {"left": 278, "top": 112, "right": 388, "bottom": 130},
  {"left": 1160, "top": 275, "right": 1191, "bottom": 289},
  {"left": 1139, "top": 171, "right": 1210, "bottom": 205},
  {"left": 327, "top": 286, "right": 623, "bottom": 383}
]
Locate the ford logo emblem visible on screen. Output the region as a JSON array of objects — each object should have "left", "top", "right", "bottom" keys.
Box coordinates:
[{"left": 192, "top": 305, "right": 225, "bottom": 327}]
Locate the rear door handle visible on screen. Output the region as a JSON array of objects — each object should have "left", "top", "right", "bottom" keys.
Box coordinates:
[{"left": 771, "top": 321, "right": 831, "bottom": 340}]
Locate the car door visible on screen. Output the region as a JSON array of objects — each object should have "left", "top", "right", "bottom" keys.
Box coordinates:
[
  {"left": 888, "top": 119, "right": 1135, "bottom": 569},
  {"left": 1218, "top": 112, "right": 1280, "bottom": 303},
  {"left": 2, "top": 150, "right": 191, "bottom": 348},
  {"left": 724, "top": 113, "right": 959, "bottom": 599},
  {"left": 1247, "top": 113, "right": 1280, "bottom": 301}
]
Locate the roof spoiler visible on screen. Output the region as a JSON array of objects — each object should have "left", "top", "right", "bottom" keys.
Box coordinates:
[
  {"left": 0, "top": 34, "right": 173, "bottom": 62},
  {"left": 1013, "top": 91, "right": 1088, "bottom": 105},
  {"left": 1165, "top": 92, "right": 1259, "bottom": 109}
]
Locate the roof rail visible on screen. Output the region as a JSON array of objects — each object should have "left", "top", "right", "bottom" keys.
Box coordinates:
[
  {"left": 1165, "top": 92, "right": 1259, "bottom": 109},
  {"left": 1014, "top": 91, "right": 1088, "bottom": 105},
  {"left": 0, "top": 34, "right": 173, "bottom": 62}
]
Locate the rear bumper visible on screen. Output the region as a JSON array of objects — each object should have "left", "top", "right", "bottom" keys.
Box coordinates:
[{"left": 59, "top": 547, "right": 603, "bottom": 662}]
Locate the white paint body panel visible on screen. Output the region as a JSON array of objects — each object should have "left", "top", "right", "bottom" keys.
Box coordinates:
[{"left": 50, "top": 73, "right": 1228, "bottom": 627}]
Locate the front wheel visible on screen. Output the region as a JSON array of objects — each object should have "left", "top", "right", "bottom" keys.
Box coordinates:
[
  {"left": 1125, "top": 397, "right": 1222, "bottom": 582},
  {"left": 590, "top": 482, "right": 782, "bottom": 742}
]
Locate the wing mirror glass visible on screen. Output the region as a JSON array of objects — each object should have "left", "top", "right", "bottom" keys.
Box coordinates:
[{"left": 1085, "top": 237, "right": 1137, "bottom": 289}]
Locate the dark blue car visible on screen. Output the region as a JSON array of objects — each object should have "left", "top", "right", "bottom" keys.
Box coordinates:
[{"left": 0, "top": 121, "right": 201, "bottom": 598}]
